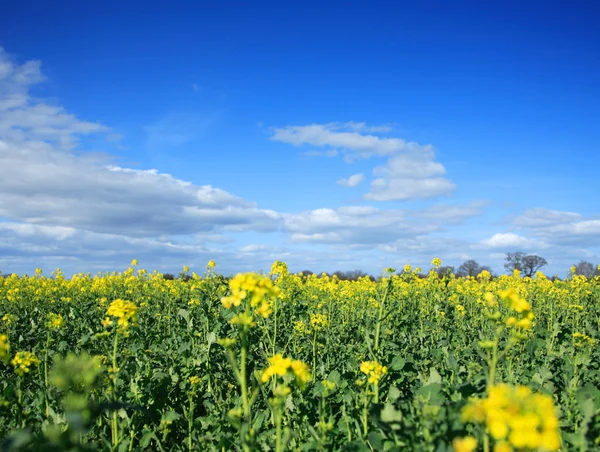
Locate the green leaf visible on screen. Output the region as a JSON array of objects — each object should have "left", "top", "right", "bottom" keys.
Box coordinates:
[
  {"left": 162, "top": 410, "right": 181, "bottom": 422},
  {"left": 426, "top": 368, "right": 442, "bottom": 385},
  {"left": 380, "top": 402, "right": 403, "bottom": 424},
  {"left": 390, "top": 356, "right": 405, "bottom": 371}
]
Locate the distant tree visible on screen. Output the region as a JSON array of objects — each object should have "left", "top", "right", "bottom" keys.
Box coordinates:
[
  {"left": 504, "top": 252, "right": 527, "bottom": 273},
  {"left": 332, "top": 270, "right": 373, "bottom": 281},
  {"left": 505, "top": 252, "right": 547, "bottom": 277},
  {"left": 521, "top": 255, "right": 548, "bottom": 277},
  {"left": 457, "top": 260, "right": 480, "bottom": 277},
  {"left": 435, "top": 266, "right": 455, "bottom": 278},
  {"left": 299, "top": 270, "right": 314, "bottom": 277},
  {"left": 456, "top": 260, "right": 493, "bottom": 278},
  {"left": 162, "top": 273, "right": 175, "bottom": 280},
  {"left": 573, "top": 260, "right": 595, "bottom": 278}
]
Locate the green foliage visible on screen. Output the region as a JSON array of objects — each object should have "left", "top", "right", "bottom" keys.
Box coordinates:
[{"left": 0, "top": 265, "right": 598, "bottom": 450}]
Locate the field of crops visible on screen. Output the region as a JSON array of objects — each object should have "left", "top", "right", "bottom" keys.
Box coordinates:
[{"left": 1, "top": 260, "right": 599, "bottom": 451}]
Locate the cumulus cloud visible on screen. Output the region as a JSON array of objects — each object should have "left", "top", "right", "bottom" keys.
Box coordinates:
[
  {"left": 513, "top": 208, "right": 582, "bottom": 228},
  {"left": 480, "top": 232, "right": 539, "bottom": 249},
  {"left": 271, "top": 121, "right": 454, "bottom": 201},
  {"left": 337, "top": 173, "right": 364, "bottom": 187},
  {"left": 0, "top": 48, "right": 281, "bottom": 239},
  {"left": 512, "top": 208, "right": 600, "bottom": 247},
  {"left": 272, "top": 122, "right": 417, "bottom": 158},
  {"left": 412, "top": 201, "right": 487, "bottom": 223},
  {"left": 282, "top": 202, "right": 484, "bottom": 246}
]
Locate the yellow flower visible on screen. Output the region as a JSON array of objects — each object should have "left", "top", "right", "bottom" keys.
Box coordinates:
[
  {"left": 2, "top": 314, "right": 16, "bottom": 326},
  {"left": 183, "top": 266, "right": 189, "bottom": 273},
  {"left": 515, "top": 318, "right": 532, "bottom": 329},
  {"left": 360, "top": 360, "right": 388, "bottom": 385},
  {"left": 11, "top": 351, "right": 40, "bottom": 376},
  {"left": 217, "top": 338, "right": 236, "bottom": 348},
  {"left": 322, "top": 379, "right": 336, "bottom": 392},
  {"left": 106, "top": 299, "right": 138, "bottom": 331},
  {"left": 310, "top": 313, "right": 329, "bottom": 331},
  {"left": 206, "top": 260, "right": 216, "bottom": 269},
  {"left": 188, "top": 376, "right": 202, "bottom": 386},
  {"left": 431, "top": 257, "right": 442, "bottom": 268},
  {"left": 493, "top": 441, "right": 512, "bottom": 452},
  {"left": 230, "top": 313, "right": 256, "bottom": 327},
  {"left": 261, "top": 354, "right": 292, "bottom": 382},
  {"left": 452, "top": 436, "right": 477, "bottom": 452},
  {"left": 461, "top": 384, "right": 560, "bottom": 451},
  {"left": 46, "top": 312, "right": 64, "bottom": 330},
  {"left": 270, "top": 260, "right": 289, "bottom": 276},
  {"left": 131, "top": 259, "right": 138, "bottom": 267},
  {"left": 256, "top": 302, "right": 272, "bottom": 318},
  {"left": 101, "top": 317, "right": 113, "bottom": 328},
  {"left": 261, "top": 354, "right": 311, "bottom": 388},
  {"left": 0, "top": 334, "right": 9, "bottom": 361},
  {"left": 290, "top": 359, "right": 311, "bottom": 388},
  {"left": 221, "top": 273, "right": 280, "bottom": 309}
]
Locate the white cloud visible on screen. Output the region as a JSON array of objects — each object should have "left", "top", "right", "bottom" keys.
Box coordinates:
[
  {"left": 283, "top": 206, "right": 449, "bottom": 245},
  {"left": 337, "top": 173, "right": 364, "bottom": 187},
  {"left": 480, "top": 233, "right": 538, "bottom": 249},
  {"left": 239, "top": 244, "right": 284, "bottom": 253},
  {"left": 0, "top": 48, "right": 281, "bottom": 238},
  {"left": 271, "top": 122, "right": 416, "bottom": 158},
  {"left": 513, "top": 208, "right": 582, "bottom": 227},
  {"left": 303, "top": 149, "right": 339, "bottom": 157},
  {"left": 412, "top": 201, "right": 487, "bottom": 223},
  {"left": 512, "top": 208, "right": 600, "bottom": 247},
  {"left": 271, "top": 122, "right": 454, "bottom": 201}
]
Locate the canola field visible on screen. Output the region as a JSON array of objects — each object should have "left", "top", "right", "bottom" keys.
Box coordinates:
[{"left": 1, "top": 260, "right": 599, "bottom": 451}]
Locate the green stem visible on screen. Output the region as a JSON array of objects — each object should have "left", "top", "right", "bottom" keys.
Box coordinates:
[
  {"left": 273, "top": 297, "right": 278, "bottom": 356},
  {"left": 188, "top": 395, "right": 194, "bottom": 451},
  {"left": 374, "top": 280, "right": 391, "bottom": 352},
  {"left": 275, "top": 404, "right": 283, "bottom": 452},
  {"left": 240, "top": 336, "right": 250, "bottom": 422},
  {"left": 17, "top": 378, "right": 23, "bottom": 428},
  {"left": 312, "top": 331, "right": 317, "bottom": 380},
  {"left": 44, "top": 330, "right": 50, "bottom": 418},
  {"left": 362, "top": 386, "right": 369, "bottom": 437},
  {"left": 111, "top": 331, "right": 120, "bottom": 448}
]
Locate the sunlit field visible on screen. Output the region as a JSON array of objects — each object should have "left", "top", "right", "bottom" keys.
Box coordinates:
[{"left": 1, "top": 260, "right": 599, "bottom": 451}]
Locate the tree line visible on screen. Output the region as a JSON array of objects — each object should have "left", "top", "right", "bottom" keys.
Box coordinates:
[{"left": 2, "top": 252, "right": 599, "bottom": 281}]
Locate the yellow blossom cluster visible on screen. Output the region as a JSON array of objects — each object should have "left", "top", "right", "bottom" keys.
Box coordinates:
[
  {"left": 188, "top": 376, "right": 202, "bottom": 386},
  {"left": 230, "top": 312, "right": 256, "bottom": 327},
  {"left": 310, "top": 313, "right": 329, "bottom": 331},
  {"left": 360, "top": 360, "right": 388, "bottom": 385},
  {"left": 2, "top": 313, "right": 16, "bottom": 325},
  {"left": 46, "top": 312, "right": 64, "bottom": 330},
  {"left": 104, "top": 299, "right": 138, "bottom": 332},
  {"left": 261, "top": 354, "right": 311, "bottom": 388},
  {"left": 573, "top": 332, "right": 595, "bottom": 347},
  {"left": 452, "top": 436, "right": 478, "bottom": 452},
  {"left": 461, "top": 384, "right": 560, "bottom": 451},
  {"left": 11, "top": 351, "right": 40, "bottom": 376},
  {"left": 0, "top": 334, "right": 9, "bottom": 360},
  {"left": 488, "top": 288, "right": 535, "bottom": 329},
  {"left": 293, "top": 320, "right": 309, "bottom": 335},
  {"left": 270, "top": 260, "right": 289, "bottom": 277},
  {"left": 221, "top": 273, "right": 280, "bottom": 322}
]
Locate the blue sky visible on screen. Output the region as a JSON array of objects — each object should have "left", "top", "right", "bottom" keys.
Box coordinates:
[{"left": 1, "top": 1, "right": 599, "bottom": 277}]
